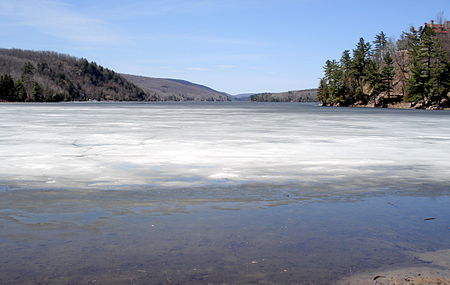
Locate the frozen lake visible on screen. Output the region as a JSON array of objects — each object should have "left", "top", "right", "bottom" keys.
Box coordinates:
[{"left": 0, "top": 102, "right": 449, "bottom": 284}]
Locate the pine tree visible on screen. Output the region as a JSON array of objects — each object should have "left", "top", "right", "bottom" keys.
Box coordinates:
[
  {"left": 0, "top": 74, "right": 17, "bottom": 101},
  {"left": 380, "top": 52, "right": 395, "bottom": 96},
  {"left": 14, "top": 79, "right": 27, "bottom": 102},
  {"left": 373, "top": 31, "right": 388, "bottom": 63},
  {"left": 317, "top": 78, "right": 329, "bottom": 104},
  {"left": 339, "top": 50, "right": 355, "bottom": 104},
  {"left": 406, "top": 27, "right": 425, "bottom": 104},
  {"left": 351, "top": 38, "right": 372, "bottom": 103},
  {"left": 322, "top": 59, "right": 350, "bottom": 106},
  {"left": 318, "top": 24, "right": 449, "bottom": 108},
  {"left": 397, "top": 27, "right": 420, "bottom": 51},
  {"left": 21, "top": 62, "right": 34, "bottom": 76},
  {"left": 406, "top": 25, "right": 449, "bottom": 106},
  {"left": 31, "top": 81, "right": 43, "bottom": 102}
]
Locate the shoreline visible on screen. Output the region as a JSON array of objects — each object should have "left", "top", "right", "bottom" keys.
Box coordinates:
[
  {"left": 1, "top": 100, "right": 450, "bottom": 111},
  {"left": 319, "top": 101, "right": 450, "bottom": 110},
  {"left": 337, "top": 249, "right": 450, "bottom": 285}
]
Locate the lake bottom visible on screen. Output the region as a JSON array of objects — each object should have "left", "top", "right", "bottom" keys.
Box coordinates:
[{"left": 0, "top": 194, "right": 448, "bottom": 285}]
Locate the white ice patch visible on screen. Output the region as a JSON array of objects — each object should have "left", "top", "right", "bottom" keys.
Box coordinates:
[
  {"left": 0, "top": 103, "right": 449, "bottom": 190},
  {"left": 208, "top": 172, "right": 240, "bottom": 179}
]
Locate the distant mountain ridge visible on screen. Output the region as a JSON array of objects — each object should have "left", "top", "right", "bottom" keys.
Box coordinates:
[
  {"left": 230, "top": 93, "right": 256, "bottom": 101},
  {"left": 122, "top": 74, "right": 231, "bottom": 101},
  {"left": 250, "top": 89, "right": 318, "bottom": 102}
]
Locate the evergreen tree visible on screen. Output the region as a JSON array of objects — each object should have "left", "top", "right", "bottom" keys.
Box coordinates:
[
  {"left": 406, "top": 25, "right": 449, "bottom": 106},
  {"left": 318, "top": 24, "right": 449, "bottom": 108},
  {"left": 367, "top": 51, "right": 395, "bottom": 98},
  {"left": 317, "top": 78, "right": 329, "bottom": 104},
  {"left": 31, "top": 81, "right": 43, "bottom": 102},
  {"left": 339, "top": 50, "right": 356, "bottom": 104},
  {"left": 351, "top": 38, "right": 372, "bottom": 103},
  {"left": 14, "top": 79, "right": 27, "bottom": 102},
  {"left": 0, "top": 74, "right": 17, "bottom": 101},
  {"left": 373, "top": 31, "right": 388, "bottom": 63},
  {"left": 380, "top": 52, "right": 395, "bottom": 96},
  {"left": 436, "top": 61, "right": 450, "bottom": 107},
  {"left": 340, "top": 50, "right": 352, "bottom": 68},
  {"left": 21, "top": 62, "right": 34, "bottom": 76},
  {"left": 405, "top": 28, "right": 424, "bottom": 103},
  {"left": 321, "top": 59, "right": 348, "bottom": 105},
  {"left": 397, "top": 27, "right": 420, "bottom": 51}
]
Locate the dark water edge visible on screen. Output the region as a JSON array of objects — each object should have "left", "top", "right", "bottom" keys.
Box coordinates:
[{"left": 0, "top": 193, "right": 449, "bottom": 285}]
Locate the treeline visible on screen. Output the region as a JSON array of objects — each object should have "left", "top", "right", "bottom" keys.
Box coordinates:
[
  {"left": 0, "top": 49, "right": 149, "bottom": 102},
  {"left": 318, "top": 24, "right": 450, "bottom": 109},
  {"left": 1, "top": 63, "right": 64, "bottom": 102},
  {"left": 250, "top": 89, "right": 317, "bottom": 102}
]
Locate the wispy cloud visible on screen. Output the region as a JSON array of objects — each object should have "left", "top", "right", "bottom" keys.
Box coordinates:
[
  {"left": 0, "top": 0, "right": 125, "bottom": 45},
  {"left": 96, "top": 0, "right": 231, "bottom": 20}
]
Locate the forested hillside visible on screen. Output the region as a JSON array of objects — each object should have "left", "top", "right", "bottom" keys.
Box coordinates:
[
  {"left": 0, "top": 49, "right": 148, "bottom": 102},
  {"left": 318, "top": 21, "right": 450, "bottom": 109},
  {"left": 250, "top": 89, "right": 317, "bottom": 102},
  {"left": 122, "top": 74, "right": 231, "bottom": 101},
  {"left": 0, "top": 48, "right": 230, "bottom": 102}
]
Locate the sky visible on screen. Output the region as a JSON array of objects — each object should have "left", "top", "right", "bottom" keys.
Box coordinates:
[{"left": 0, "top": 0, "right": 448, "bottom": 94}]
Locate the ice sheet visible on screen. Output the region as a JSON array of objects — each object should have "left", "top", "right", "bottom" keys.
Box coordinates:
[{"left": 0, "top": 102, "right": 449, "bottom": 201}]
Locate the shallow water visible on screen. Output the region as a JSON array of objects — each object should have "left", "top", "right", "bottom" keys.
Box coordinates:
[{"left": 0, "top": 102, "right": 449, "bottom": 284}]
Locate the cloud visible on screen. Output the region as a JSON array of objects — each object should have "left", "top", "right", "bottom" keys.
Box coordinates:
[
  {"left": 96, "top": 0, "right": 231, "bottom": 20},
  {"left": 0, "top": 0, "right": 125, "bottom": 45}
]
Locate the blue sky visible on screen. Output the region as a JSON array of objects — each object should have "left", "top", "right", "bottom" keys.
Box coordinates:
[{"left": 0, "top": 0, "right": 448, "bottom": 94}]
